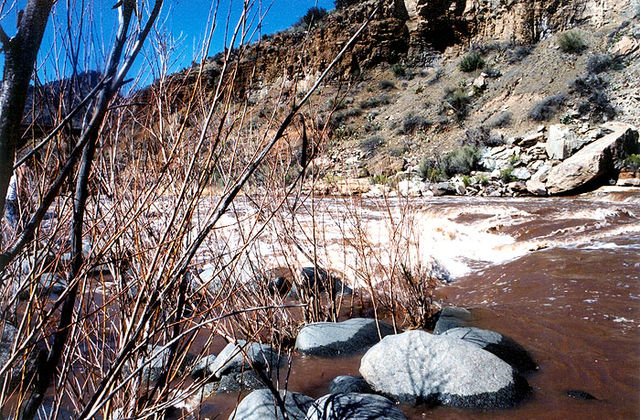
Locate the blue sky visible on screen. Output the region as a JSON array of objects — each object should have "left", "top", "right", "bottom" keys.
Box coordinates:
[{"left": 1, "top": 0, "right": 335, "bottom": 87}]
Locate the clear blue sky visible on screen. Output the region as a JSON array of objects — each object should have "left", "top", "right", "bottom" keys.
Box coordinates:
[{"left": 1, "top": 0, "right": 335, "bottom": 88}]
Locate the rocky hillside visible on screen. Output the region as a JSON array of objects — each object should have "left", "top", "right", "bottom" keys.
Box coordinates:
[{"left": 138, "top": 0, "right": 640, "bottom": 197}]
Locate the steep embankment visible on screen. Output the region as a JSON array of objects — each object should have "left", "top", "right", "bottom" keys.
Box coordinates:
[{"left": 136, "top": 0, "right": 640, "bottom": 196}]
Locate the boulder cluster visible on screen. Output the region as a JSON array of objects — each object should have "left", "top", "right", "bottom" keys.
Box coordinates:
[
  {"left": 217, "top": 307, "right": 538, "bottom": 419},
  {"left": 316, "top": 122, "right": 639, "bottom": 198}
]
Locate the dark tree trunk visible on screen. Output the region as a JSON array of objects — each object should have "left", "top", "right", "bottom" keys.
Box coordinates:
[{"left": 0, "top": 0, "right": 54, "bottom": 227}]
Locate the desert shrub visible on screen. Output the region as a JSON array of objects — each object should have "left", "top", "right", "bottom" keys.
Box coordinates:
[
  {"left": 487, "top": 111, "right": 512, "bottom": 127},
  {"left": 360, "top": 135, "right": 385, "bottom": 154},
  {"left": 391, "top": 63, "right": 406, "bottom": 78},
  {"left": 506, "top": 44, "right": 533, "bottom": 63},
  {"left": 587, "top": 54, "right": 617, "bottom": 74},
  {"left": 459, "top": 52, "right": 485, "bottom": 72},
  {"left": 624, "top": 154, "right": 640, "bottom": 171},
  {"left": 528, "top": 93, "right": 566, "bottom": 121},
  {"left": 389, "top": 144, "right": 408, "bottom": 157},
  {"left": 332, "top": 124, "right": 356, "bottom": 142},
  {"left": 458, "top": 126, "right": 504, "bottom": 147},
  {"left": 400, "top": 114, "right": 431, "bottom": 134},
  {"left": 335, "top": 0, "right": 358, "bottom": 9},
  {"left": 558, "top": 31, "right": 587, "bottom": 54},
  {"left": 427, "top": 68, "right": 444, "bottom": 85},
  {"left": 378, "top": 79, "right": 396, "bottom": 91},
  {"left": 443, "top": 87, "right": 472, "bottom": 121},
  {"left": 363, "top": 120, "right": 381, "bottom": 133},
  {"left": 483, "top": 68, "right": 502, "bottom": 78},
  {"left": 326, "top": 97, "right": 347, "bottom": 111},
  {"left": 419, "top": 158, "right": 442, "bottom": 181},
  {"left": 299, "top": 7, "right": 328, "bottom": 27},
  {"left": 330, "top": 107, "right": 362, "bottom": 126},
  {"left": 570, "top": 75, "right": 616, "bottom": 121},
  {"left": 500, "top": 167, "right": 515, "bottom": 182},
  {"left": 475, "top": 174, "right": 490, "bottom": 186},
  {"left": 360, "top": 94, "right": 391, "bottom": 109},
  {"left": 370, "top": 174, "right": 389, "bottom": 185},
  {"left": 439, "top": 145, "right": 481, "bottom": 177}
]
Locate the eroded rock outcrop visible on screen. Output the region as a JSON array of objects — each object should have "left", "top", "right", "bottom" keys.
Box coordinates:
[{"left": 545, "top": 122, "right": 639, "bottom": 194}]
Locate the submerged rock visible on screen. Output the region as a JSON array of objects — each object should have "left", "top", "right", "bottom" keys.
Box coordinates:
[
  {"left": 229, "top": 389, "right": 314, "bottom": 420},
  {"left": 566, "top": 389, "right": 597, "bottom": 400},
  {"left": 441, "top": 327, "right": 537, "bottom": 373},
  {"left": 329, "top": 375, "right": 373, "bottom": 394},
  {"left": 306, "top": 393, "right": 407, "bottom": 420},
  {"left": 295, "top": 318, "right": 396, "bottom": 357},
  {"left": 433, "top": 306, "right": 472, "bottom": 334},
  {"left": 360, "top": 330, "right": 529, "bottom": 408}
]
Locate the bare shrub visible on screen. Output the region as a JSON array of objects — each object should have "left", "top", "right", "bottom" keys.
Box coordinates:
[
  {"left": 528, "top": 93, "right": 567, "bottom": 121},
  {"left": 399, "top": 114, "right": 431, "bottom": 134},
  {"left": 487, "top": 111, "right": 512, "bottom": 128}
]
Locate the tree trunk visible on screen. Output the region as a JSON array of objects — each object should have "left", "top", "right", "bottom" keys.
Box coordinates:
[{"left": 0, "top": 0, "right": 54, "bottom": 228}]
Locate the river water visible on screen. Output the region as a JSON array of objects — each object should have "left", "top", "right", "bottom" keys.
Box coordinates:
[{"left": 200, "top": 189, "right": 640, "bottom": 419}]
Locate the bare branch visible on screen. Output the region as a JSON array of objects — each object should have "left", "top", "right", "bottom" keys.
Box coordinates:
[{"left": 13, "top": 76, "right": 112, "bottom": 170}]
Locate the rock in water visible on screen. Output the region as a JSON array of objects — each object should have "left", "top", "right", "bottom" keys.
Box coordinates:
[
  {"left": 566, "top": 390, "right": 597, "bottom": 400},
  {"left": 432, "top": 306, "right": 472, "bottom": 334},
  {"left": 208, "top": 341, "right": 280, "bottom": 378},
  {"left": 359, "top": 330, "right": 529, "bottom": 408},
  {"left": 441, "top": 327, "right": 537, "bottom": 373},
  {"left": 190, "top": 354, "right": 217, "bottom": 379},
  {"left": 329, "top": 375, "right": 373, "bottom": 394},
  {"left": 295, "top": 318, "right": 396, "bottom": 357},
  {"left": 545, "top": 123, "right": 639, "bottom": 194},
  {"left": 306, "top": 393, "right": 407, "bottom": 420},
  {"left": 229, "top": 389, "right": 314, "bottom": 420}
]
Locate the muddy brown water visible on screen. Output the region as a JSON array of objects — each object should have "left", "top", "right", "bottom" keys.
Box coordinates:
[{"left": 198, "top": 195, "right": 640, "bottom": 419}]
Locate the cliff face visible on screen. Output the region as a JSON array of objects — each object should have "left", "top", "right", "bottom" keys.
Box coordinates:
[
  {"left": 151, "top": 0, "right": 630, "bottom": 112},
  {"left": 404, "top": 0, "right": 627, "bottom": 54},
  {"left": 232, "top": 0, "right": 627, "bottom": 83}
]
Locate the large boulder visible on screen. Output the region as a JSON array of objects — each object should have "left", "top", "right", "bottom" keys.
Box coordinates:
[
  {"left": 295, "top": 318, "right": 396, "bottom": 357},
  {"left": 432, "top": 306, "right": 472, "bottom": 335},
  {"left": 546, "top": 125, "right": 589, "bottom": 160},
  {"left": 229, "top": 389, "right": 314, "bottom": 420},
  {"left": 306, "top": 393, "right": 407, "bottom": 420},
  {"left": 359, "top": 330, "right": 529, "bottom": 408},
  {"left": 207, "top": 341, "right": 281, "bottom": 378},
  {"left": 546, "top": 123, "right": 639, "bottom": 194},
  {"left": 441, "top": 327, "right": 537, "bottom": 373}
]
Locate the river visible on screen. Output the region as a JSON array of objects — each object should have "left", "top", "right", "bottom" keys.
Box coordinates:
[{"left": 200, "top": 188, "right": 640, "bottom": 419}]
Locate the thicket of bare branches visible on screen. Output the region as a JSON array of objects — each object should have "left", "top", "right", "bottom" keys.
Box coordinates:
[{"left": 0, "top": 1, "right": 441, "bottom": 418}]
